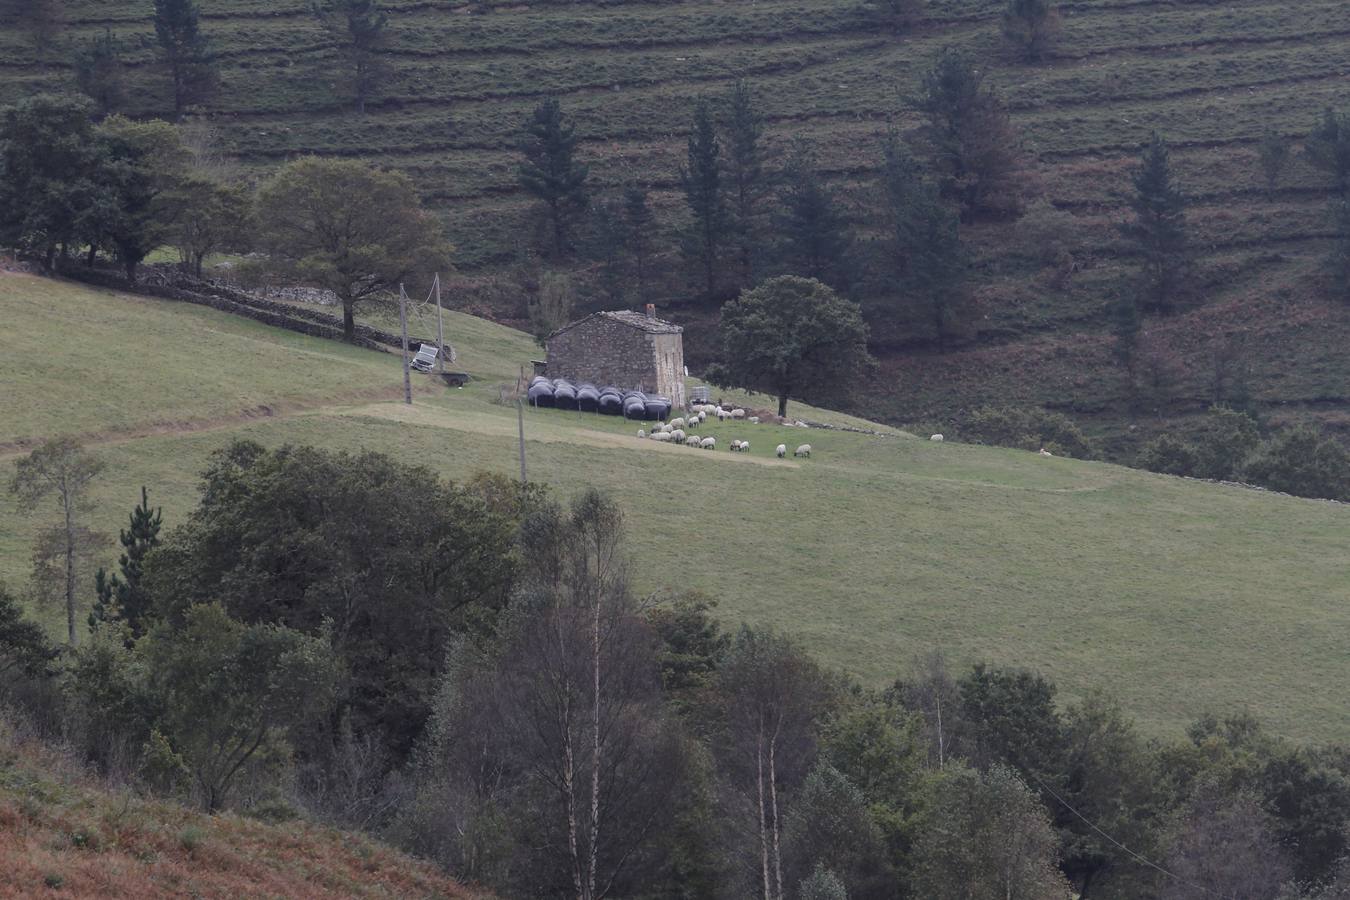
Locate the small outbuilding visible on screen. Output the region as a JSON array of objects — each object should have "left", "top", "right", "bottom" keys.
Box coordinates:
[{"left": 544, "top": 304, "right": 686, "bottom": 408}]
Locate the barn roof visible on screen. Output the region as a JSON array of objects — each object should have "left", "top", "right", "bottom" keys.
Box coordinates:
[{"left": 548, "top": 309, "right": 683, "bottom": 339}]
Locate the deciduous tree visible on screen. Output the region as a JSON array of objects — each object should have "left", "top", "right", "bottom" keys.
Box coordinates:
[
  {"left": 256, "top": 157, "right": 448, "bottom": 341},
  {"left": 1002, "top": 0, "right": 1061, "bottom": 62},
  {"left": 0, "top": 583, "right": 59, "bottom": 680},
  {"left": 10, "top": 438, "right": 105, "bottom": 646},
  {"left": 73, "top": 29, "right": 126, "bottom": 119},
  {"left": 518, "top": 97, "right": 590, "bottom": 258},
  {"left": 710, "top": 276, "right": 873, "bottom": 418}
]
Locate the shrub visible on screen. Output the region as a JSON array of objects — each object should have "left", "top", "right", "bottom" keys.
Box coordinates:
[
  {"left": 1191, "top": 405, "right": 1261, "bottom": 481},
  {"left": 1138, "top": 435, "right": 1200, "bottom": 477},
  {"left": 960, "top": 406, "right": 1098, "bottom": 458},
  {"left": 1242, "top": 427, "right": 1350, "bottom": 501}
]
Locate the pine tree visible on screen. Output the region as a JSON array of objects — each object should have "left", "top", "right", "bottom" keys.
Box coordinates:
[
  {"left": 1119, "top": 133, "right": 1188, "bottom": 314},
  {"left": 680, "top": 100, "right": 730, "bottom": 300},
  {"left": 622, "top": 185, "right": 656, "bottom": 295},
  {"left": 312, "top": 0, "right": 390, "bottom": 114},
  {"left": 1305, "top": 108, "right": 1350, "bottom": 198},
  {"left": 153, "top": 0, "right": 216, "bottom": 119},
  {"left": 73, "top": 29, "right": 126, "bottom": 119},
  {"left": 91, "top": 485, "right": 162, "bottom": 638},
  {"left": 1002, "top": 0, "right": 1061, "bottom": 62},
  {"left": 880, "top": 134, "right": 966, "bottom": 350},
  {"left": 724, "top": 80, "right": 765, "bottom": 285},
  {"left": 774, "top": 149, "right": 853, "bottom": 292},
  {"left": 517, "top": 97, "right": 590, "bottom": 258},
  {"left": 917, "top": 50, "right": 1025, "bottom": 219},
  {"left": 1256, "top": 128, "right": 1289, "bottom": 190}
]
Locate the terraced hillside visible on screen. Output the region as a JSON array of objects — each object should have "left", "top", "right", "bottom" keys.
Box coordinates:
[
  {"left": 3, "top": 0, "right": 1349, "bottom": 445},
  {"left": 3, "top": 272, "right": 1348, "bottom": 745}
]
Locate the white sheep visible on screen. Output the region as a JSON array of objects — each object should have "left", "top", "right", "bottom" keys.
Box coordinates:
[
  {"left": 669, "top": 417, "right": 686, "bottom": 430},
  {"left": 671, "top": 429, "right": 686, "bottom": 443},
  {"left": 1039, "top": 448, "right": 1053, "bottom": 457},
  {"left": 794, "top": 444, "right": 812, "bottom": 458},
  {"left": 651, "top": 431, "right": 672, "bottom": 442},
  {"left": 776, "top": 443, "right": 787, "bottom": 458},
  {"left": 700, "top": 437, "right": 717, "bottom": 450},
  {"left": 686, "top": 434, "right": 701, "bottom": 446},
  {"left": 729, "top": 439, "right": 742, "bottom": 452},
  {"left": 659, "top": 423, "right": 673, "bottom": 434},
  {"left": 696, "top": 411, "right": 707, "bottom": 424},
  {"left": 715, "top": 406, "right": 727, "bottom": 421},
  {"left": 738, "top": 440, "right": 750, "bottom": 453},
  {"left": 748, "top": 416, "right": 760, "bottom": 425},
  {"left": 637, "top": 429, "right": 646, "bottom": 439},
  {"left": 731, "top": 408, "right": 746, "bottom": 419},
  {"left": 930, "top": 434, "right": 944, "bottom": 442}
]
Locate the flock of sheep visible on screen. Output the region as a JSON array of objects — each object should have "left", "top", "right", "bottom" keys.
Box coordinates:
[{"left": 637, "top": 404, "right": 812, "bottom": 458}]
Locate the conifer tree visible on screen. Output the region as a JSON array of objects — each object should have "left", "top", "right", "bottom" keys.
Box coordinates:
[
  {"left": 880, "top": 134, "right": 966, "bottom": 349},
  {"left": 1002, "top": 0, "right": 1061, "bottom": 62},
  {"left": 774, "top": 149, "right": 853, "bottom": 292},
  {"left": 518, "top": 97, "right": 590, "bottom": 258},
  {"left": 1305, "top": 108, "right": 1350, "bottom": 197},
  {"left": 91, "top": 486, "right": 162, "bottom": 638},
  {"left": 312, "top": 0, "right": 390, "bottom": 114},
  {"left": 1119, "top": 133, "right": 1188, "bottom": 314},
  {"left": 153, "top": 0, "right": 216, "bottom": 119},
  {"left": 724, "top": 80, "right": 765, "bottom": 284},
  {"left": 681, "top": 100, "right": 730, "bottom": 300},
  {"left": 73, "top": 29, "right": 126, "bottom": 119},
  {"left": 622, "top": 185, "right": 656, "bottom": 295},
  {"left": 1256, "top": 128, "right": 1289, "bottom": 190}
]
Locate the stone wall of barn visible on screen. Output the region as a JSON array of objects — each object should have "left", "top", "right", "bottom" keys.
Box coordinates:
[{"left": 546, "top": 318, "right": 685, "bottom": 407}]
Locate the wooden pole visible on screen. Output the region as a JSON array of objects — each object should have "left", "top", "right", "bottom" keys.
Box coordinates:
[
  {"left": 398, "top": 284, "right": 412, "bottom": 405},
  {"left": 434, "top": 272, "right": 446, "bottom": 373},
  {"left": 517, "top": 399, "right": 528, "bottom": 483}
]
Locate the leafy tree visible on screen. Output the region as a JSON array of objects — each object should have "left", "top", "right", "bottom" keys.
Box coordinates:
[
  {"left": 784, "top": 763, "right": 895, "bottom": 898},
  {"left": 0, "top": 582, "right": 59, "bottom": 680},
  {"left": 1002, "top": 0, "right": 1061, "bottom": 62},
  {"left": 15, "top": 0, "right": 65, "bottom": 65},
  {"left": 622, "top": 185, "right": 656, "bottom": 294},
  {"left": 774, "top": 148, "right": 853, "bottom": 291},
  {"left": 73, "top": 29, "right": 126, "bottom": 119},
  {"left": 1257, "top": 128, "right": 1290, "bottom": 189},
  {"left": 725, "top": 80, "right": 766, "bottom": 283},
  {"left": 800, "top": 865, "right": 849, "bottom": 900},
  {"left": 143, "top": 441, "right": 520, "bottom": 761},
  {"left": 143, "top": 603, "right": 338, "bottom": 811},
  {"left": 1260, "top": 750, "right": 1350, "bottom": 886},
  {"left": 1306, "top": 108, "right": 1350, "bottom": 197},
  {"left": 1138, "top": 434, "right": 1200, "bottom": 477},
  {"left": 166, "top": 176, "right": 253, "bottom": 278},
  {"left": 710, "top": 275, "right": 873, "bottom": 418},
  {"left": 312, "top": 0, "right": 389, "bottom": 114},
  {"left": 917, "top": 50, "right": 1025, "bottom": 219},
  {"left": 1161, "top": 791, "right": 1294, "bottom": 900},
  {"left": 90, "top": 486, "right": 163, "bottom": 639},
  {"left": 646, "top": 592, "right": 728, "bottom": 719},
  {"left": 717, "top": 626, "right": 830, "bottom": 900},
  {"left": 1190, "top": 405, "right": 1261, "bottom": 480},
  {"left": 153, "top": 0, "right": 216, "bottom": 119},
  {"left": 91, "top": 115, "right": 192, "bottom": 283},
  {"left": 959, "top": 406, "right": 1098, "bottom": 458},
  {"left": 863, "top": 0, "right": 924, "bottom": 35},
  {"left": 681, "top": 100, "right": 731, "bottom": 300},
  {"left": 256, "top": 157, "right": 448, "bottom": 341},
  {"left": 1242, "top": 426, "right": 1350, "bottom": 501},
  {"left": 526, "top": 270, "right": 576, "bottom": 345},
  {"left": 958, "top": 664, "right": 1065, "bottom": 788},
  {"left": 0, "top": 94, "right": 104, "bottom": 269},
  {"left": 909, "top": 764, "right": 1070, "bottom": 900},
  {"left": 1120, "top": 133, "right": 1189, "bottom": 313},
  {"left": 518, "top": 97, "right": 589, "bottom": 258},
  {"left": 10, "top": 438, "right": 105, "bottom": 646},
  {"left": 879, "top": 134, "right": 966, "bottom": 348}
]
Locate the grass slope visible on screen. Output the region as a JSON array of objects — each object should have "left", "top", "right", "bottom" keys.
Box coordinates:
[
  {"left": 2, "top": 275, "right": 1347, "bottom": 745},
  {"left": 0, "top": 720, "right": 480, "bottom": 899},
  {"left": 4, "top": 0, "right": 1350, "bottom": 443}
]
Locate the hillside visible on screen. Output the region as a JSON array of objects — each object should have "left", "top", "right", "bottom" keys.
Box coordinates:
[
  {"left": 0, "top": 719, "right": 478, "bottom": 899},
  {"left": 3, "top": 0, "right": 1349, "bottom": 446},
  {"left": 2, "top": 272, "right": 1347, "bottom": 745}
]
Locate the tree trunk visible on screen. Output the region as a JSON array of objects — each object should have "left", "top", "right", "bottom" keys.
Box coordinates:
[
  {"left": 756, "top": 719, "right": 771, "bottom": 900},
  {"left": 768, "top": 730, "right": 784, "bottom": 900},
  {"left": 86, "top": 245, "right": 97, "bottom": 267},
  {"left": 125, "top": 258, "right": 137, "bottom": 285},
  {"left": 342, "top": 299, "right": 356, "bottom": 342},
  {"left": 588, "top": 582, "right": 601, "bottom": 900},
  {"left": 777, "top": 393, "right": 788, "bottom": 419},
  {"left": 44, "top": 244, "right": 56, "bottom": 271},
  {"left": 63, "top": 494, "right": 78, "bottom": 646}
]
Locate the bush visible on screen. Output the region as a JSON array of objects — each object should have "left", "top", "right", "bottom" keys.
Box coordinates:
[
  {"left": 1191, "top": 405, "right": 1261, "bottom": 480},
  {"left": 1138, "top": 435, "right": 1199, "bottom": 477},
  {"left": 1242, "top": 426, "right": 1350, "bottom": 501},
  {"left": 959, "top": 406, "right": 1098, "bottom": 459}
]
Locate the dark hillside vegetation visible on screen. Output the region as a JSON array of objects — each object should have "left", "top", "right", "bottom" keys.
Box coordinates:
[{"left": 4, "top": 0, "right": 1350, "bottom": 449}]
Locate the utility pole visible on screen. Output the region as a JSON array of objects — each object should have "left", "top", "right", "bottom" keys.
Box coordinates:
[
  {"left": 433, "top": 272, "right": 446, "bottom": 374},
  {"left": 398, "top": 283, "right": 412, "bottom": 405},
  {"left": 517, "top": 399, "right": 528, "bottom": 483}
]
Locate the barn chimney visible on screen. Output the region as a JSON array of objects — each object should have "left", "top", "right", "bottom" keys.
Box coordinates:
[{"left": 645, "top": 303, "right": 656, "bottom": 320}]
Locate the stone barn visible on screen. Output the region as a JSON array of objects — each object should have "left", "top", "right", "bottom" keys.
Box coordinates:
[{"left": 545, "top": 304, "right": 686, "bottom": 408}]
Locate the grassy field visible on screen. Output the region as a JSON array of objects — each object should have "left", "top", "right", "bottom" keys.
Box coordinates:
[
  {"left": 2, "top": 274, "right": 1347, "bottom": 745},
  {"left": 3, "top": 0, "right": 1350, "bottom": 447}
]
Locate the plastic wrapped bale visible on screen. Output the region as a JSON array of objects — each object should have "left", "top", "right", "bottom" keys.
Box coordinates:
[
  {"left": 623, "top": 392, "right": 647, "bottom": 420},
  {"left": 598, "top": 391, "right": 623, "bottom": 416},
  {"left": 527, "top": 382, "right": 555, "bottom": 408},
  {"left": 576, "top": 384, "right": 600, "bottom": 412},
  {"left": 529, "top": 375, "right": 550, "bottom": 389},
  {"left": 554, "top": 382, "right": 579, "bottom": 411},
  {"left": 644, "top": 396, "right": 672, "bottom": 422}
]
